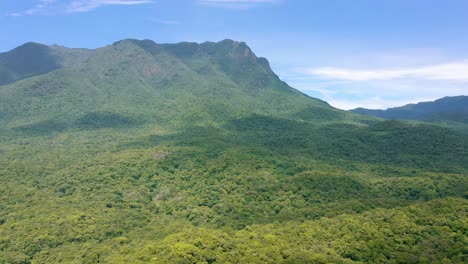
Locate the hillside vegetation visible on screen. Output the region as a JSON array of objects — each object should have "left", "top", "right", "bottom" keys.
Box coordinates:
[{"left": 0, "top": 39, "right": 466, "bottom": 263}]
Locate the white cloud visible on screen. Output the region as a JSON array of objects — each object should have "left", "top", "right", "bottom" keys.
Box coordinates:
[
  {"left": 66, "top": 0, "right": 153, "bottom": 13},
  {"left": 327, "top": 97, "right": 439, "bottom": 111},
  {"left": 9, "top": 0, "right": 153, "bottom": 16},
  {"left": 198, "top": 0, "right": 280, "bottom": 9},
  {"left": 10, "top": 0, "right": 58, "bottom": 16},
  {"left": 303, "top": 61, "right": 468, "bottom": 81},
  {"left": 279, "top": 60, "right": 468, "bottom": 110},
  {"left": 9, "top": 0, "right": 278, "bottom": 15},
  {"left": 295, "top": 79, "right": 468, "bottom": 110}
]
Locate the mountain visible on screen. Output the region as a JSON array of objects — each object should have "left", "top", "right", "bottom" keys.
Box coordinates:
[
  {"left": 0, "top": 39, "right": 371, "bottom": 131},
  {"left": 0, "top": 42, "right": 93, "bottom": 86},
  {"left": 351, "top": 96, "right": 468, "bottom": 123},
  {"left": 0, "top": 40, "right": 467, "bottom": 263}
]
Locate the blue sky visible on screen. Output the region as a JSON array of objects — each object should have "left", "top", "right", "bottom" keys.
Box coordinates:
[{"left": 1, "top": 0, "right": 467, "bottom": 109}]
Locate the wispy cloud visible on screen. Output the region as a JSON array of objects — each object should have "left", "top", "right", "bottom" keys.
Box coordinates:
[
  {"left": 10, "top": 0, "right": 58, "bottom": 16},
  {"left": 66, "top": 0, "right": 153, "bottom": 13},
  {"left": 326, "top": 96, "right": 440, "bottom": 111},
  {"left": 303, "top": 61, "right": 468, "bottom": 81},
  {"left": 279, "top": 59, "right": 468, "bottom": 110},
  {"left": 198, "top": 0, "right": 280, "bottom": 9},
  {"left": 10, "top": 0, "right": 153, "bottom": 16},
  {"left": 290, "top": 78, "right": 467, "bottom": 110}
]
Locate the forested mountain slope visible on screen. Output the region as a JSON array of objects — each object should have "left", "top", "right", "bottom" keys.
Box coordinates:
[
  {"left": 0, "top": 39, "right": 370, "bottom": 131},
  {"left": 0, "top": 40, "right": 466, "bottom": 263}
]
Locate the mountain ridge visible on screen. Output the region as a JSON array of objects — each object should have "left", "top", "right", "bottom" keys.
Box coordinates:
[
  {"left": 351, "top": 96, "right": 468, "bottom": 123},
  {"left": 0, "top": 39, "right": 371, "bottom": 134}
]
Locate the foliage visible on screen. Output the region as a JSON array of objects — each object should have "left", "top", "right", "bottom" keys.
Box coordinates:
[{"left": 0, "top": 39, "right": 466, "bottom": 263}]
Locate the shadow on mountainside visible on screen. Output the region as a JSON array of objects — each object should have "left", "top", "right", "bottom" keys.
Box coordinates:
[{"left": 12, "top": 111, "right": 144, "bottom": 134}]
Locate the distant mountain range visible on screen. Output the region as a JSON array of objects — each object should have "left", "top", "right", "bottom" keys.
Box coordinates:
[{"left": 351, "top": 96, "right": 468, "bottom": 123}]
